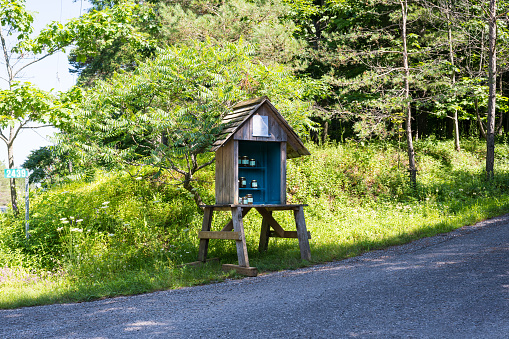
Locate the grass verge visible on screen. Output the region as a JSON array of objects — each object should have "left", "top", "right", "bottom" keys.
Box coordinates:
[{"left": 1, "top": 139, "right": 509, "bottom": 308}]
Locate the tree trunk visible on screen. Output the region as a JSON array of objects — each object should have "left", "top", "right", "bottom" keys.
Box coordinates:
[
  {"left": 7, "top": 131, "right": 18, "bottom": 214},
  {"left": 447, "top": 6, "right": 460, "bottom": 151},
  {"left": 496, "top": 72, "right": 504, "bottom": 134},
  {"left": 454, "top": 109, "right": 461, "bottom": 151},
  {"left": 486, "top": 0, "right": 497, "bottom": 179},
  {"left": 183, "top": 176, "right": 204, "bottom": 208},
  {"left": 322, "top": 120, "right": 329, "bottom": 144},
  {"left": 401, "top": 0, "right": 417, "bottom": 186},
  {"left": 476, "top": 98, "right": 487, "bottom": 139}
]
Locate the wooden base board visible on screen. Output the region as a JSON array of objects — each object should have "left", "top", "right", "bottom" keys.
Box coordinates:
[
  {"left": 179, "top": 258, "right": 220, "bottom": 268},
  {"left": 221, "top": 264, "right": 258, "bottom": 277}
]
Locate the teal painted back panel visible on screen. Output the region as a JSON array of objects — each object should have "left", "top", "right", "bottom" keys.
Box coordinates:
[{"left": 238, "top": 141, "right": 281, "bottom": 204}]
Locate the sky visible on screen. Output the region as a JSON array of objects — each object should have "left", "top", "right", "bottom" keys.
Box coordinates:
[{"left": 0, "top": 0, "right": 90, "bottom": 167}]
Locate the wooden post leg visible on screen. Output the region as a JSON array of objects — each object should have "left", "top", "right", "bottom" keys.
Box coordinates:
[
  {"left": 232, "top": 206, "right": 249, "bottom": 267},
  {"left": 197, "top": 207, "right": 213, "bottom": 262},
  {"left": 294, "top": 206, "right": 311, "bottom": 261},
  {"left": 258, "top": 212, "right": 271, "bottom": 252}
]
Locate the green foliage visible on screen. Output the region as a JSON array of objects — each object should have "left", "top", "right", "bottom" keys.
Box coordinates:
[
  {"left": 58, "top": 40, "right": 322, "bottom": 205},
  {"left": 0, "top": 0, "right": 155, "bottom": 213},
  {"left": 0, "top": 82, "right": 57, "bottom": 127},
  {"left": 158, "top": 0, "right": 305, "bottom": 67},
  {"left": 0, "top": 0, "right": 33, "bottom": 39},
  {"left": 0, "top": 160, "right": 10, "bottom": 206},
  {"left": 68, "top": 0, "right": 159, "bottom": 85},
  {"left": 3, "top": 139, "right": 509, "bottom": 308},
  {"left": 18, "top": 0, "right": 154, "bottom": 60},
  {"left": 71, "top": 0, "right": 306, "bottom": 85},
  {"left": 22, "top": 146, "right": 78, "bottom": 185}
]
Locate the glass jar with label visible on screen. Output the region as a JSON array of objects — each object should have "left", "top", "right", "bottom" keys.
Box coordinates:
[
  {"left": 241, "top": 156, "right": 249, "bottom": 167},
  {"left": 251, "top": 180, "right": 258, "bottom": 188},
  {"left": 239, "top": 177, "right": 247, "bottom": 188},
  {"left": 246, "top": 194, "right": 253, "bottom": 205},
  {"left": 249, "top": 158, "right": 256, "bottom": 167}
]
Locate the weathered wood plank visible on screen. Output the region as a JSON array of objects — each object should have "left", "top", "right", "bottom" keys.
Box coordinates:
[
  {"left": 255, "top": 207, "right": 285, "bottom": 237},
  {"left": 221, "top": 264, "right": 258, "bottom": 277},
  {"left": 263, "top": 100, "right": 310, "bottom": 157},
  {"left": 280, "top": 142, "right": 287, "bottom": 204},
  {"left": 269, "top": 231, "right": 311, "bottom": 239},
  {"left": 233, "top": 140, "right": 238, "bottom": 204},
  {"left": 223, "top": 108, "right": 253, "bottom": 120},
  {"left": 197, "top": 207, "right": 213, "bottom": 262},
  {"left": 231, "top": 206, "right": 249, "bottom": 267},
  {"left": 221, "top": 207, "right": 251, "bottom": 231},
  {"left": 199, "top": 204, "right": 308, "bottom": 210},
  {"left": 294, "top": 205, "right": 311, "bottom": 261},
  {"left": 215, "top": 145, "right": 223, "bottom": 204},
  {"left": 220, "top": 126, "right": 238, "bottom": 134},
  {"left": 258, "top": 212, "right": 271, "bottom": 252},
  {"left": 262, "top": 105, "right": 286, "bottom": 141},
  {"left": 179, "top": 258, "right": 219, "bottom": 268},
  {"left": 198, "top": 231, "right": 242, "bottom": 240},
  {"left": 231, "top": 96, "right": 266, "bottom": 110}
]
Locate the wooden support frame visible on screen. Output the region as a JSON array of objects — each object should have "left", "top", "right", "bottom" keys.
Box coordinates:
[
  {"left": 231, "top": 206, "right": 250, "bottom": 267},
  {"left": 196, "top": 204, "right": 311, "bottom": 276},
  {"left": 197, "top": 207, "right": 213, "bottom": 262}
]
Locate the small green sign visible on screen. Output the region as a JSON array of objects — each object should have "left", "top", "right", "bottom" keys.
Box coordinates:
[{"left": 4, "top": 168, "right": 29, "bottom": 178}]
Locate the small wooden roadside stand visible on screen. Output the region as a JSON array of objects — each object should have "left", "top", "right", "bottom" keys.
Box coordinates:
[{"left": 196, "top": 97, "right": 312, "bottom": 277}]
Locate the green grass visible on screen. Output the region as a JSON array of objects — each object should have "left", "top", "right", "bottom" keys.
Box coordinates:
[{"left": 2, "top": 138, "right": 509, "bottom": 309}]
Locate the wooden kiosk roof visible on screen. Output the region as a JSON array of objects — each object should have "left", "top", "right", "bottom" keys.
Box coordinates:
[{"left": 211, "top": 96, "right": 310, "bottom": 159}]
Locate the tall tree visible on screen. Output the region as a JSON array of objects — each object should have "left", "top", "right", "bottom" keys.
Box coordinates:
[
  {"left": 0, "top": 0, "right": 151, "bottom": 213},
  {"left": 60, "top": 41, "right": 322, "bottom": 207},
  {"left": 401, "top": 0, "right": 417, "bottom": 184},
  {"left": 486, "top": 0, "right": 497, "bottom": 178},
  {"left": 69, "top": 0, "right": 304, "bottom": 86}
]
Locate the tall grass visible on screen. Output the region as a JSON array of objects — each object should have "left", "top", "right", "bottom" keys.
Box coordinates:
[{"left": 2, "top": 139, "right": 509, "bottom": 308}]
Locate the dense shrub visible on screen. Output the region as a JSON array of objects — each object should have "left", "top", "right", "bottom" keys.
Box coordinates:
[{"left": 3, "top": 139, "right": 509, "bottom": 307}]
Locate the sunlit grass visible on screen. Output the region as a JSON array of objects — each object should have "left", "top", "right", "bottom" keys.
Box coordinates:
[{"left": 2, "top": 139, "right": 509, "bottom": 308}]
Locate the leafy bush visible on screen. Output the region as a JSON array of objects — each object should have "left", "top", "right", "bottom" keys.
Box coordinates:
[{"left": 3, "top": 139, "right": 509, "bottom": 308}]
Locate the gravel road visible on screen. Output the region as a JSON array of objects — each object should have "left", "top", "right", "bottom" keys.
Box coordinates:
[{"left": 1, "top": 214, "right": 508, "bottom": 338}]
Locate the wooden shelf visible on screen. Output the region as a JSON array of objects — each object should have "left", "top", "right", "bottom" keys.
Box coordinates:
[{"left": 238, "top": 166, "right": 264, "bottom": 170}]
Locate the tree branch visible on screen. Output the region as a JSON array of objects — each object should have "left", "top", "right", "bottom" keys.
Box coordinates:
[
  {"left": 11, "top": 119, "right": 30, "bottom": 143},
  {"left": 195, "top": 157, "right": 215, "bottom": 172},
  {"left": 0, "top": 130, "right": 8, "bottom": 144},
  {"left": 0, "top": 28, "right": 13, "bottom": 85},
  {"left": 21, "top": 124, "right": 53, "bottom": 129},
  {"left": 12, "top": 50, "right": 58, "bottom": 79}
]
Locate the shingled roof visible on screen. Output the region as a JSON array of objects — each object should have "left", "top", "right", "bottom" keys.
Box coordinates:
[{"left": 211, "top": 96, "right": 310, "bottom": 159}]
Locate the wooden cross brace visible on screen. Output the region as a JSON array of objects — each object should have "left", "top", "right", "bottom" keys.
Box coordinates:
[{"left": 197, "top": 204, "right": 311, "bottom": 276}]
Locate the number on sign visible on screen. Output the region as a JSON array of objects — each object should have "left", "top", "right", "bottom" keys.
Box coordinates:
[{"left": 3, "top": 169, "right": 28, "bottom": 178}]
